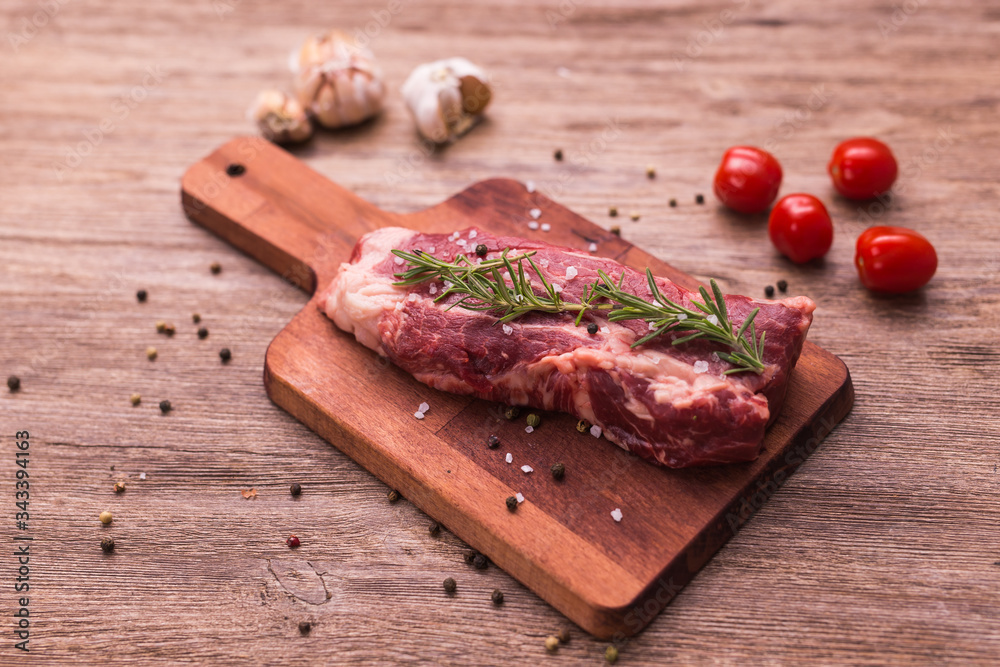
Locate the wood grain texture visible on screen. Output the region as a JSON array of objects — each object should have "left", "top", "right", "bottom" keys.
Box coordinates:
[
  {"left": 182, "top": 136, "right": 851, "bottom": 638},
  {"left": 1, "top": 0, "right": 999, "bottom": 663}
]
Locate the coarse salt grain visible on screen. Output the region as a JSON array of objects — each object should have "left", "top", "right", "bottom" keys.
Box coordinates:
[
  {"left": 526, "top": 181, "right": 536, "bottom": 193},
  {"left": 677, "top": 313, "right": 688, "bottom": 321},
  {"left": 414, "top": 411, "right": 425, "bottom": 419},
  {"left": 600, "top": 326, "right": 610, "bottom": 334},
  {"left": 540, "top": 259, "right": 549, "bottom": 267},
  {"left": 648, "top": 322, "right": 657, "bottom": 330},
  {"left": 505, "top": 453, "right": 513, "bottom": 463},
  {"left": 139, "top": 473, "right": 146, "bottom": 480},
  {"left": 394, "top": 256, "right": 404, "bottom": 265},
  {"left": 707, "top": 314, "right": 719, "bottom": 326},
  {"left": 419, "top": 402, "right": 429, "bottom": 413},
  {"left": 590, "top": 425, "right": 602, "bottom": 438},
  {"left": 521, "top": 465, "right": 533, "bottom": 473},
  {"left": 408, "top": 293, "right": 418, "bottom": 302},
  {"left": 457, "top": 239, "right": 467, "bottom": 246},
  {"left": 502, "top": 324, "right": 513, "bottom": 335},
  {"left": 565, "top": 266, "right": 578, "bottom": 279},
  {"left": 468, "top": 230, "right": 477, "bottom": 239},
  {"left": 611, "top": 508, "right": 623, "bottom": 522},
  {"left": 552, "top": 284, "right": 563, "bottom": 293},
  {"left": 588, "top": 243, "right": 598, "bottom": 252},
  {"left": 525, "top": 425, "right": 534, "bottom": 434},
  {"left": 429, "top": 283, "right": 437, "bottom": 294},
  {"left": 541, "top": 223, "right": 551, "bottom": 232},
  {"left": 711, "top": 351, "right": 720, "bottom": 361},
  {"left": 427, "top": 246, "right": 436, "bottom": 253},
  {"left": 528, "top": 221, "right": 539, "bottom": 230},
  {"left": 693, "top": 360, "right": 709, "bottom": 373},
  {"left": 515, "top": 492, "right": 524, "bottom": 503},
  {"left": 556, "top": 66, "right": 572, "bottom": 78},
  {"left": 529, "top": 208, "right": 542, "bottom": 219}
]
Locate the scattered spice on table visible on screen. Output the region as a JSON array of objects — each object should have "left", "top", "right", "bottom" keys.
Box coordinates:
[
  {"left": 646, "top": 164, "right": 656, "bottom": 179},
  {"left": 114, "top": 482, "right": 126, "bottom": 494},
  {"left": 163, "top": 323, "right": 176, "bottom": 336},
  {"left": 553, "top": 148, "right": 563, "bottom": 161},
  {"left": 286, "top": 535, "right": 301, "bottom": 548},
  {"left": 526, "top": 413, "right": 541, "bottom": 428},
  {"left": 443, "top": 577, "right": 457, "bottom": 594},
  {"left": 504, "top": 406, "right": 520, "bottom": 421},
  {"left": 473, "top": 554, "right": 488, "bottom": 570},
  {"left": 487, "top": 434, "right": 500, "bottom": 449},
  {"left": 491, "top": 589, "right": 504, "bottom": 605},
  {"left": 506, "top": 496, "right": 518, "bottom": 512},
  {"left": 587, "top": 322, "right": 599, "bottom": 334},
  {"left": 428, "top": 522, "right": 441, "bottom": 537},
  {"left": 99, "top": 511, "right": 113, "bottom": 525},
  {"left": 241, "top": 488, "right": 257, "bottom": 499},
  {"left": 551, "top": 462, "right": 565, "bottom": 481},
  {"left": 605, "top": 645, "right": 619, "bottom": 663},
  {"left": 545, "top": 636, "right": 560, "bottom": 652},
  {"left": 290, "top": 483, "right": 302, "bottom": 496},
  {"left": 136, "top": 289, "right": 147, "bottom": 303},
  {"left": 387, "top": 489, "right": 401, "bottom": 503},
  {"left": 146, "top": 347, "right": 158, "bottom": 361},
  {"left": 197, "top": 327, "right": 209, "bottom": 339},
  {"left": 669, "top": 198, "right": 677, "bottom": 207},
  {"left": 155, "top": 321, "right": 167, "bottom": 333},
  {"left": 192, "top": 313, "right": 201, "bottom": 324},
  {"left": 219, "top": 347, "right": 232, "bottom": 363},
  {"left": 576, "top": 419, "right": 590, "bottom": 433},
  {"left": 777, "top": 279, "right": 788, "bottom": 293},
  {"left": 610, "top": 225, "right": 621, "bottom": 236},
  {"left": 130, "top": 393, "right": 141, "bottom": 406},
  {"left": 298, "top": 621, "right": 311, "bottom": 635},
  {"left": 7, "top": 375, "right": 20, "bottom": 392},
  {"left": 765, "top": 285, "right": 775, "bottom": 298},
  {"left": 210, "top": 262, "right": 222, "bottom": 275},
  {"left": 630, "top": 212, "right": 640, "bottom": 221},
  {"left": 463, "top": 551, "right": 477, "bottom": 565},
  {"left": 159, "top": 400, "right": 172, "bottom": 414},
  {"left": 101, "top": 537, "right": 115, "bottom": 553},
  {"left": 557, "top": 628, "right": 571, "bottom": 644},
  {"left": 695, "top": 193, "right": 705, "bottom": 204},
  {"left": 608, "top": 206, "right": 618, "bottom": 217}
]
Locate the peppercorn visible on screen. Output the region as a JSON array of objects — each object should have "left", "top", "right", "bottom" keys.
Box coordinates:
[
  {"left": 504, "top": 406, "right": 520, "bottom": 421},
  {"left": 608, "top": 206, "right": 618, "bottom": 217},
  {"left": 526, "top": 413, "right": 541, "bottom": 428},
  {"left": 101, "top": 537, "right": 115, "bottom": 553},
  {"left": 443, "top": 577, "right": 457, "bottom": 593},
  {"left": 605, "top": 645, "right": 619, "bottom": 663},
  {"left": 136, "top": 289, "right": 147, "bottom": 303},
  {"left": 506, "top": 496, "right": 518, "bottom": 512},
  {"left": 610, "top": 225, "right": 621, "bottom": 236},
  {"left": 114, "top": 482, "right": 126, "bottom": 494},
  {"left": 210, "top": 262, "right": 222, "bottom": 275},
  {"left": 463, "top": 551, "right": 477, "bottom": 565},
  {"left": 551, "top": 462, "right": 565, "bottom": 481},
  {"left": 219, "top": 348, "right": 232, "bottom": 363},
  {"left": 553, "top": 148, "right": 563, "bottom": 161},
  {"left": 557, "top": 628, "right": 571, "bottom": 644},
  {"left": 159, "top": 400, "right": 172, "bottom": 414},
  {"left": 7, "top": 376, "right": 20, "bottom": 392},
  {"left": 197, "top": 327, "right": 209, "bottom": 339},
  {"left": 485, "top": 435, "right": 499, "bottom": 450},
  {"left": 475, "top": 244, "right": 488, "bottom": 257},
  {"left": 765, "top": 285, "right": 775, "bottom": 298},
  {"left": 669, "top": 198, "right": 677, "bottom": 207},
  {"left": 164, "top": 323, "right": 176, "bottom": 336},
  {"left": 290, "top": 483, "right": 302, "bottom": 496},
  {"left": 695, "top": 194, "right": 705, "bottom": 205},
  {"left": 491, "top": 589, "right": 504, "bottom": 605},
  {"left": 587, "top": 323, "right": 598, "bottom": 335},
  {"left": 387, "top": 489, "right": 400, "bottom": 503},
  {"left": 146, "top": 346, "right": 157, "bottom": 361},
  {"left": 298, "top": 621, "right": 311, "bottom": 635},
  {"left": 576, "top": 419, "right": 590, "bottom": 433},
  {"left": 473, "top": 554, "right": 488, "bottom": 570},
  {"left": 155, "top": 321, "right": 166, "bottom": 333},
  {"left": 646, "top": 164, "right": 656, "bottom": 179},
  {"left": 286, "top": 535, "right": 300, "bottom": 548},
  {"left": 130, "top": 393, "right": 141, "bottom": 406},
  {"left": 545, "top": 636, "right": 560, "bottom": 652},
  {"left": 192, "top": 313, "right": 201, "bottom": 324},
  {"left": 630, "top": 212, "right": 640, "bottom": 222},
  {"left": 428, "top": 522, "right": 441, "bottom": 537},
  {"left": 99, "top": 510, "right": 113, "bottom": 525},
  {"left": 777, "top": 279, "right": 788, "bottom": 293}
]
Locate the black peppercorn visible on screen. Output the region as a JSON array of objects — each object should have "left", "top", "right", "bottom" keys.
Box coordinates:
[
  {"left": 197, "top": 327, "right": 209, "bottom": 339},
  {"left": 506, "top": 496, "right": 518, "bottom": 512},
  {"left": 7, "top": 376, "right": 20, "bottom": 392},
  {"left": 219, "top": 348, "right": 232, "bottom": 363},
  {"left": 551, "top": 462, "right": 566, "bottom": 480},
  {"left": 463, "top": 551, "right": 477, "bottom": 565},
  {"left": 298, "top": 621, "right": 311, "bottom": 635},
  {"left": 101, "top": 537, "right": 115, "bottom": 553},
  {"left": 387, "top": 489, "right": 400, "bottom": 503},
  {"left": 557, "top": 628, "right": 571, "bottom": 644},
  {"left": 136, "top": 289, "right": 147, "bottom": 303},
  {"left": 491, "top": 589, "right": 504, "bottom": 605},
  {"left": 765, "top": 285, "right": 775, "bottom": 298},
  {"left": 609, "top": 206, "right": 618, "bottom": 217},
  {"left": 587, "top": 323, "right": 599, "bottom": 335},
  {"left": 475, "top": 244, "right": 488, "bottom": 257},
  {"left": 487, "top": 434, "right": 500, "bottom": 449},
  {"left": 473, "top": 554, "right": 488, "bottom": 570},
  {"left": 669, "top": 198, "right": 677, "bottom": 207},
  {"left": 504, "top": 406, "right": 520, "bottom": 421},
  {"left": 554, "top": 148, "right": 563, "bottom": 161},
  {"left": 159, "top": 400, "right": 172, "bottom": 414},
  {"left": 695, "top": 194, "right": 705, "bottom": 204},
  {"left": 428, "top": 522, "right": 441, "bottom": 537},
  {"left": 290, "top": 483, "right": 302, "bottom": 496},
  {"left": 777, "top": 279, "right": 788, "bottom": 293},
  {"left": 610, "top": 226, "right": 621, "bottom": 236},
  {"left": 192, "top": 313, "right": 201, "bottom": 324},
  {"left": 443, "top": 577, "right": 457, "bottom": 593},
  {"left": 210, "top": 262, "right": 222, "bottom": 275},
  {"left": 225, "top": 163, "right": 245, "bottom": 177}
]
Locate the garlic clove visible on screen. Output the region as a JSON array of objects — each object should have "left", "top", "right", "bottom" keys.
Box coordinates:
[
  {"left": 291, "top": 30, "right": 385, "bottom": 128},
  {"left": 402, "top": 57, "right": 492, "bottom": 144},
  {"left": 247, "top": 90, "right": 313, "bottom": 144}
]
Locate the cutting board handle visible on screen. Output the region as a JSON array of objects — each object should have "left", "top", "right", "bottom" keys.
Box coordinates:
[{"left": 181, "top": 136, "right": 395, "bottom": 293}]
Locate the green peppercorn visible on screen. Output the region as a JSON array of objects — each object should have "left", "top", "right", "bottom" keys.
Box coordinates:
[
  {"left": 219, "top": 347, "right": 232, "bottom": 363},
  {"left": 504, "top": 406, "right": 520, "bottom": 421},
  {"left": 551, "top": 462, "right": 565, "bottom": 481},
  {"left": 506, "top": 496, "right": 518, "bottom": 512},
  {"left": 197, "top": 327, "right": 209, "bottom": 339},
  {"left": 587, "top": 323, "right": 598, "bottom": 335},
  {"left": 526, "top": 414, "right": 541, "bottom": 428},
  {"left": 491, "top": 589, "right": 504, "bottom": 605},
  {"left": 101, "top": 537, "right": 115, "bottom": 553},
  {"left": 159, "top": 400, "right": 171, "bottom": 414},
  {"left": 7, "top": 376, "right": 20, "bottom": 392},
  {"left": 545, "top": 636, "right": 559, "bottom": 652},
  {"left": 488, "top": 434, "right": 500, "bottom": 449},
  {"left": 576, "top": 419, "right": 590, "bottom": 433},
  {"left": 475, "top": 244, "right": 488, "bottom": 257},
  {"left": 605, "top": 645, "right": 619, "bottom": 663},
  {"left": 290, "top": 483, "right": 302, "bottom": 496},
  {"left": 473, "top": 554, "right": 488, "bottom": 570},
  {"left": 443, "top": 577, "right": 457, "bottom": 593},
  {"left": 428, "top": 522, "right": 441, "bottom": 537},
  {"left": 136, "top": 290, "right": 147, "bottom": 303},
  {"left": 387, "top": 489, "right": 400, "bottom": 503}
]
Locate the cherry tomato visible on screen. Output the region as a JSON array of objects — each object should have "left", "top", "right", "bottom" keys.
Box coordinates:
[
  {"left": 767, "top": 194, "right": 834, "bottom": 264},
  {"left": 828, "top": 137, "right": 898, "bottom": 200},
  {"left": 855, "top": 226, "right": 937, "bottom": 293},
  {"left": 713, "top": 146, "right": 783, "bottom": 214}
]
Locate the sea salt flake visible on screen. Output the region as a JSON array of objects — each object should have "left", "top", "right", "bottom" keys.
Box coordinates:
[
  {"left": 540, "top": 223, "right": 551, "bottom": 232},
  {"left": 611, "top": 508, "right": 623, "bottom": 522},
  {"left": 565, "top": 266, "right": 578, "bottom": 280},
  {"left": 515, "top": 493, "right": 525, "bottom": 503},
  {"left": 540, "top": 259, "right": 549, "bottom": 267},
  {"left": 408, "top": 293, "right": 418, "bottom": 302},
  {"left": 529, "top": 208, "right": 542, "bottom": 219},
  {"left": 394, "top": 256, "right": 404, "bottom": 265},
  {"left": 525, "top": 425, "right": 534, "bottom": 434},
  {"left": 521, "top": 465, "right": 534, "bottom": 473},
  {"left": 707, "top": 314, "right": 719, "bottom": 326},
  {"left": 502, "top": 324, "right": 513, "bottom": 335},
  {"left": 588, "top": 243, "right": 598, "bottom": 253},
  {"left": 526, "top": 181, "right": 536, "bottom": 193},
  {"left": 676, "top": 313, "right": 688, "bottom": 321},
  {"left": 429, "top": 283, "right": 437, "bottom": 295},
  {"left": 505, "top": 453, "right": 513, "bottom": 463},
  {"left": 590, "top": 425, "right": 602, "bottom": 438},
  {"left": 528, "top": 221, "right": 539, "bottom": 230},
  {"left": 710, "top": 351, "right": 720, "bottom": 361},
  {"left": 418, "top": 402, "right": 429, "bottom": 413},
  {"left": 427, "top": 246, "right": 436, "bottom": 253},
  {"left": 414, "top": 412, "right": 425, "bottom": 419},
  {"left": 648, "top": 322, "right": 657, "bottom": 330},
  {"left": 457, "top": 239, "right": 467, "bottom": 246},
  {"left": 468, "top": 230, "right": 477, "bottom": 239},
  {"left": 600, "top": 326, "right": 610, "bottom": 334},
  {"left": 552, "top": 284, "right": 563, "bottom": 293},
  {"left": 693, "top": 360, "right": 709, "bottom": 373},
  {"left": 139, "top": 472, "right": 146, "bottom": 480}
]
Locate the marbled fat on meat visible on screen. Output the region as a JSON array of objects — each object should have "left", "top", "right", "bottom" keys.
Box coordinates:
[{"left": 320, "top": 227, "right": 815, "bottom": 468}]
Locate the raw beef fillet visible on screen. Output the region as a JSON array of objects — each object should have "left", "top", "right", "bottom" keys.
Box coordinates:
[{"left": 319, "top": 227, "right": 815, "bottom": 468}]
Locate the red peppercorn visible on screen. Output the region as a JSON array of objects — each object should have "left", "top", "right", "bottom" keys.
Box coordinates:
[{"left": 286, "top": 535, "right": 300, "bottom": 548}]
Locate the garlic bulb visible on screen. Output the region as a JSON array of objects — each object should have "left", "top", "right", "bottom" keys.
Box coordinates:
[
  {"left": 291, "top": 30, "right": 385, "bottom": 128},
  {"left": 401, "top": 58, "right": 492, "bottom": 144},
  {"left": 247, "top": 90, "right": 313, "bottom": 144}
]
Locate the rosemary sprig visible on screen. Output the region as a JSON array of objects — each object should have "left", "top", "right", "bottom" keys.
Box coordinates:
[{"left": 391, "top": 248, "right": 766, "bottom": 374}]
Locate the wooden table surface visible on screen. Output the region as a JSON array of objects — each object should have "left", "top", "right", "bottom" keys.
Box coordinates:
[{"left": 2, "top": 0, "right": 998, "bottom": 663}]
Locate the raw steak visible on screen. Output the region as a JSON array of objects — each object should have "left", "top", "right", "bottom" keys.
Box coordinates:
[{"left": 319, "top": 227, "right": 815, "bottom": 468}]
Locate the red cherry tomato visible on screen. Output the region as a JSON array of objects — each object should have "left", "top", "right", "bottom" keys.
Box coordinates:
[
  {"left": 828, "top": 137, "right": 898, "bottom": 200},
  {"left": 855, "top": 226, "right": 937, "bottom": 293},
  {"left": 713, "top": 146, "right": 783, "bottom": 214},
  {"left": 767, "top": 194, "right": 834, "bottom": 263}
]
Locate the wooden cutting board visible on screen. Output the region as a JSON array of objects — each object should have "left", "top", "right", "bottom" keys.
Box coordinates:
[{"left": 181, "top": 136, "right": 854, "bottom": 640}]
